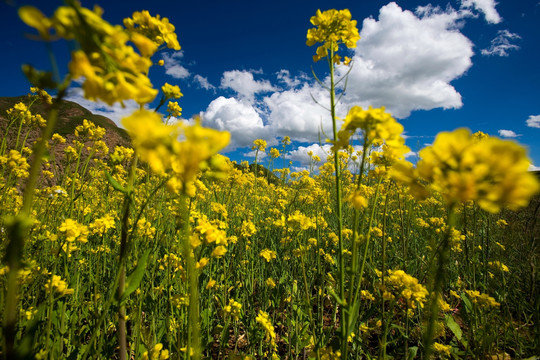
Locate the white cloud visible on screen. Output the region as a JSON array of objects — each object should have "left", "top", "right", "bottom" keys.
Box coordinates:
[
  {"left": 481, "top": 30, "right": 521, "bottom": 56},
  {"left": 276, "top": 69, "right": 307, "bottom": 89},
  {"left": 200, "top": 96, "right": 266, "bottom": 149},
  {"left": 220, "top": 70, "right": 276, "bottom": 102},
  {"left": 243, "top": 149, "right": 268, "bottom": 159},
  {"left": 263, "top": 83, "right": 344, "bottom": 143},
  {"left": 526, "top": 115, "right": 540, "bottom": 128},
  {"left": 287, "top": 144, "right": 333, "bottom": 165},
  {"left": 65, "top": 87, "right": 142, "bottom": 127},
  {"left": 404, "top": 151, "right": 417, "bottom": 159},
  {"left": 193, "top": 75, "right": 215, "bottom": 91},
  {"left": 528, "top": 164, "right": 540, "bottom": 171},
  {"left": 460, "top": 0, "right": 502, "bottom": 24},
  {"left": 162, "top": 51, "right": 190, "bottom": 79},
  {"left": 498, "top": 129, "right": 520, "bottom": 138},
  {"left": 337, "top": 2, "right": 474, "bottom": 118}
]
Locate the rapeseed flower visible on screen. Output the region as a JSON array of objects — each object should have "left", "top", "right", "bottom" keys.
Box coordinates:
[
  {"left": 392, "top": 128, "right": 539, "bottom": 212},
  {"left": 45, "top": 275, "right": 74, "bottom": 296},
  {"left": 256, "top": 310, "right": 277, "bottom": 346},
  {"left": 58, "top": 219, "right": 89, "bottom": 243},
  {"left": 306, "top": 9, "right": 360, "bottom": 63},
  {"left": 260, "top": 249, "right": 277, "bottom": 262},
  {"left": 223, "top": 299, "right": 242, "bottom": 321},
  {"left": 385, "top": 269, "right": 429, "bottom": 309}
]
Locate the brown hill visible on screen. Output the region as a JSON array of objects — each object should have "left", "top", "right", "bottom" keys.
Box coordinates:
[{"left": 0, "top": 95, "right": 131, "bottom": 153}]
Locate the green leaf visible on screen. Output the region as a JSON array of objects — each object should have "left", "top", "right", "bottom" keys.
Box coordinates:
[
  {"left": 445, "top": 315, "right": 462, "bottom": 341},
  {"left": 105, "top": 171, "right": 127, "bottom": 194},
  {"left": 460, "top": 293, "right": 473, "bottom": 313},
  {"left": 121, "top": 249, "right": 151, "bottom": 302},
  {"left": 347, "top": 299, "right": 361, "bottom": 336},
  {"left": 407, "top": 346, "right": 418, "bottom": 360}
]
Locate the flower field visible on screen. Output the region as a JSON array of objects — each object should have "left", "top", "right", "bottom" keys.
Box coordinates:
[{"left": 1, "top": 3, "right": 539, "bottom": 360}]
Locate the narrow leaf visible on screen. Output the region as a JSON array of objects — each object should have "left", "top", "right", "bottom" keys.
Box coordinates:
[
  {"left": 122, "top": 249, "right": 151, "bottom": 302},
  {"left": 105, "top": 171, "right": 127, "bottom": 193}
]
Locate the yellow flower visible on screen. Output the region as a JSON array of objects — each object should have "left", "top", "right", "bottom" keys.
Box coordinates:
[
  {"left": 45, "top": 275, "right": 74, "bottom": 296},
  {"left": 256, "top": 310, "right": 277, "bottom": 346},
  {"left": 465, "top": 289, "right": 500, "bottom": 308},
  {"left": 223, "top": 299, "right": 242, "bottom": 321},
  {"left": 211, "top": 246, "right": 227, "bottom": 258},
  {"left": 306, "top": 9, "right": 360, "bottom": 63},
  {"left": 385, "top": 269, "right": 429, "bottom": 308},
  {"left": 19, "top": 6, "right": 52, "bottom": 38},
  {"left": 196, "top": 257, "right": 209, "bottom": 270},
  {"left": 266, "top": 278, "right": 276, "bottom": 288},
  {"left": 433, "top": 342, "right": 451, "bottom": 358},
  {"left": 339, "top": 106, "right": 406, "bottom": 150},
  {"left": 58, "top": 219, "right": 89, "bottom": 243},
  {"left": 240, "top": 220, "right": 257, "bottom": 238},
  {"left": 206, "top": 279, "right": 216, "bottom": 289},
  {"left": 90, "top": 215, "right": 115, "bottom": 235},
  {"left": 161, "top": 83, "right": 183, "bottom": 99},
  {"left": 488, "top": 261, "right": 509, "bottom": 273},
  {"left": 392, "top": 128, "right": 540, "bottom": 212},
  {"left": 167, "top": 101, "right": 182, "bottom": 118},
  {"left": 252, "top": 139, "right": 267, "bottom": 152},
  {"left": 37, "top": 3, "right": 161, "bottom": 105},
  {"left": 259, "top": 249, "right": 277, "bottom": 262},
  {"left": 124, "top": 10, "right": 181, "bottom": 50}
]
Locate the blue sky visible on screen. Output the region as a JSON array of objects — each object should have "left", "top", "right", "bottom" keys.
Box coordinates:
[{"left": 1, "top": 0, "right": 539, "bottom": 171}]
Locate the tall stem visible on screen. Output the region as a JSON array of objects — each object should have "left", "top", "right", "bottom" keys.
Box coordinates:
[
  {"left": 327, "top": 45, "right": 346, "bottom": 356},
  {"left": 424, "top": 204, "right": 456, "bottom": 358},
  {"left": 117, "top": 151, "right": 138, "bottom": 360}
]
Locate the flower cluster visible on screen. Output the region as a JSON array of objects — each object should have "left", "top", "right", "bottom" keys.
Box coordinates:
[
  {"left": 223, "top": 299, "right": 242, "bottom": 321},
  {"left": 122, "top": 110, "right": 230, "bottom": 196},
  {"left": 123, "top": 10, "right": 180, "bottom": 51},
  {"left": 74, "top": 119, "right": 106, "bottom": 141},
  {"left": 45, "top": 275, "right": 74, "bottom": 296},
  {"left": 306, "top": 9, "right": 360, "bottom": 63},
  {"left": 337, "top": 106, "right": 407, "bottom": 151},
  {"left": 384, "top": 269, "right": 429, "bottom": 309},
  {"left": 90, "top": 214, "right": 116, "bottom": 235},
  {"left": 58, "top": 219, "right": 89, "bottom": 243},
  {"left": 464, "top": 290, "right": 500, "bottom": 308},
  {"left": 256, "top": 310, "right": 277, "bottom": 348},
  {"left": 141, "top": 343, "right": 169, "bottom": 360},
  {"left": 259, "top": 249, "right": 277, "bottom": 262},
  {"left": 0, "top": 150, "right": 30, "bottom": 178},
  {"left": 392, "top": 128, "right": 539, "bottom": 212},
  {"left": 19, "top": 4, "right": 180, "bottom": 105}
]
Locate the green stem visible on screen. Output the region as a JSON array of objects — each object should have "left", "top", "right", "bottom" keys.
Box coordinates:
[
  {"left": 326, "top": 44, "right": 347, "bottom": 357},
  {"left": 117, "top": 150, "right": 138, "bottom": 360},
  {"left": 424, "top": 203, "right": 456, "bottom": 358}
]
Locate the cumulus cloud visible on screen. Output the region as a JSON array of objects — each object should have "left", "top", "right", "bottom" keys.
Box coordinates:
[
  {"left": 220, "top": 70, "right": 276, "bottom": 102},
  {"left": 526, "top": 115, "right": 540, "bottom": 128},
  {"left": 460, "top": 0, "right": 502, "bottom": 24},
  {"left": 337, "top": 2, "right": 474, "bottom": 118},
  {"left": 529, "top": 164, "right": 540, "bottom": 171},
  {"left": 287, "top": 144, "right": 334, "bottom": 165},
  {"left": 404, "top": 151, "right": 417, "bottom": 159},
  {"left": 481, "top": 30, "right": 521, "bottom": 56},
  {"left": 276, "top": 70, "right": 307, "bottom": 89},
  {"left": 200, "top": 96, "right": 266, "bottom": 149},
  {"left": 498, "top": 129, "right": 520, "bottom": 138},
  {"left": 193, "top": 74, "right": 215, "bottom": 91},
  {"left": 263, "top": 83, "right": 342, "bottom": 143},
  {"left": 162, "top": 51, "right": 190, "bottom": 79}
]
